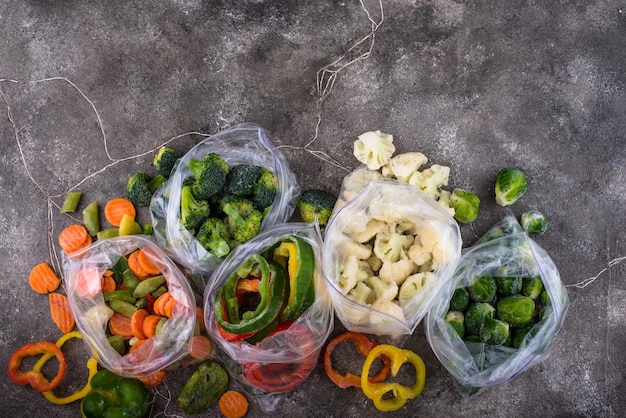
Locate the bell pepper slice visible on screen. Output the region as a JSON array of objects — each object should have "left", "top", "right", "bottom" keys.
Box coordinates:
[
  {"left": 7, "top": 340, "right": 67, "bottom": 393},
  {"left": 31, "top": 331, "right": 98, "bottom": 404},
  {"left": 323, "top": 331, "right": 391, "bottom": 389},
  {"left": 360, "top": 344, "right": 426, "bottom": 412},
  {"left": 81, "top": 369, "right": 151, "bottom": 418},
  {"left": 272, "top": 236, "right": 316, "bottom": 321}
]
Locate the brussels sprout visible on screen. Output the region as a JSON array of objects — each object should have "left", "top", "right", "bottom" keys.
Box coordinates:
[
  {"left": 522, "top": 276, "right": 544, "bottom": 299},
  {"left": 450, "top": 189, "right": 480, "bottom": 223},
  {"left": 520, "top": 210, "right": 548, "bottom": 235},
  {"left": 540, "top": 289, "right": 550, "bottom": 306},
  {"left": 495, "top": 168, "right": 527, "bottom": 206},
  {"left": 495, "top": 276, "right": 522, "bottom": 296},
  {"left": 497, "top": 295, "right": 535, "bottom": 327},
  {"left": 449, "top": 287, "right": 470, "bottom": 312},
  {"left": 467, "top": 276, "right": 497, "bottom": 303},
  {"left": 480, "top": 318, "right": 510, "bottom": 346},
  {"left": 445, "top": 311, "right": 465, "bottom": 337},
  {"left": 464, "top": 302, "right": 496, "bottom": 335},
  {"left": 512, "top": 325, "right": 537, "bottom": 349},
  {"left": 464, "top": 334, "right": 481, "bottom": 343}
]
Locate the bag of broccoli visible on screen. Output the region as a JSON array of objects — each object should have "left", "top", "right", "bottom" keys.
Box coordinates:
[
  {"left": 322, "top": 170, "right": 462, "bottom": 336},
  {"left": 204, "top": 222, "right": 333, "bottom": 412},
  {"left": 62, "top": 235, "right": 197, "bottom": 379},
  {"left": 425, "top": 216, "right": 569, "bottom": 398},
  {"left": 150, "top": 123, "right": 299, "bottom": 287}
]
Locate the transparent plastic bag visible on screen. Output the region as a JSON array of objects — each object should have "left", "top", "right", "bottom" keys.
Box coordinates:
[
  {"left": 150, "top": 123, "right": 299, "bottom": 280},
  {"left": 322, "top": 171, "right": 462, "bottom": 336},
  {"left": 62, "top": 235, "right": 197, "bottom": 378},
  {"left": 204, "top": 222, "right": 333, "bottom": 412},
  {"left": 425, "top": 216, "right": 569, "bottom": 398}
]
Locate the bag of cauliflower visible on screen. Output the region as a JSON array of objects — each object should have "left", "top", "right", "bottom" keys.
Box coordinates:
[
  {"left": 150, "top": 123, "right": 299, "bottom": 287},
  {"left": 425, "top": 216, "right": 569, "bottom": 398},
  {"left": 322, "top": 171, "right": 462, "bottom": 336}
]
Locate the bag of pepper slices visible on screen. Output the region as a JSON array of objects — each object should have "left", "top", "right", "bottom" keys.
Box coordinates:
[
  {"left": 204, "top": 222, "right": 334, "bottom": 412},
  {"left": 425, "top": 216, "right": 569, "bottom": 398},
  {"left": 63, "top": 235, "right": 197, "bottom": 378},
  {"left": 150, "top": 122, "right": 299, "bottom": 285}
]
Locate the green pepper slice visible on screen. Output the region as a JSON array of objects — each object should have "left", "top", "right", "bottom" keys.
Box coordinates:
[{"left": 80, "top": 369, "right": 150, "bottom": 418}]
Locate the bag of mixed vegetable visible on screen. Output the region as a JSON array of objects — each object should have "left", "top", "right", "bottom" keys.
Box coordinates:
[
  {"left": 322, "top": 167, "right": 463, "bottom": 336},
  {"left": 150, "top": 122, "right": 299, "bottom": 289},
  {"left": 425, "top": 216, "right": 569, "bottom": 398},
  {"left": 62, "top": 235, "right": 198, "bottom": 379},
  {"left": 204, "top": 222, "right": 333, "bottom": 412}
]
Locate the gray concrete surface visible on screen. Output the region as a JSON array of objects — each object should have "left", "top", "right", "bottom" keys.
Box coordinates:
[{"left": 1, "top": 0, "right": 624, "bottom": 417}]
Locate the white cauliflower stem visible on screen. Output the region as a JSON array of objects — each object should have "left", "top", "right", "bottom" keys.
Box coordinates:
[{"left": 353, "top": 130, "right": 395, "bottom": 170}]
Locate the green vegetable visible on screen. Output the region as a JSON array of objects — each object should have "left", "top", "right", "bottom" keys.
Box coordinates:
[
  {"left": 496, "top": 295, "right": 535, "bottom": 327},
  {"left": 126, "top": 173, "right": 153, "bottom": 207},
  {"left": 479, "top": 318, "right": 510, "bottom": 345},
  {"left": 222, "top": 164, "right": 263, "bottom": 196},
  {"left": 512, "top": 325, "right": 536, "bottom": 349},
  {"left": 467, "top": 276, "right": 497, "bottom": 303},
  {"left": 495, "top": 276, "right": 522, "bottom": 296},
  {"left": 253, "top": 168, "right": 278, "bottom": 211},
  {"left": 450, "top": 189, "right": 480, "bottom": 223},
  {"left": 540, "top": 289, "right": 549, "bottom": 306},
  {"left": 445, "top": 311, "right": 465, "bottom": 338},
  {"left": 122, "top": 268, "right": 140, "bottom": 293},
  {"left": 107, "top": 335, "right": 126, "bottom": 355},
  {"left": 180, "top": 184, "right": 210, "bottom": 233},
  {"left": 177, "top": 360, "right": 229, "bottom": 415},
  {"left": 133, "top": 274, "right": 166, "bottom": 298},
  {"left": 82, "top": 201, "right": 100, "bottom": 236},
  {"left": 464, "top": 302, "right": 495, "bottom": 335},
  {"left": 522, "top": 276, "right": 544, "bottom": 299},
  {"left": 495, "top": 168, "right": 527, "bottom": 206},
  {"left": 153, "top": 146, "right": 179, "bottom": 178},
  {"left": 520, "top": 210, "right": 548, "bottom": 235},
  {"left": 196, "top": 217, "right": 231, "bottom": 258},
  {"left": 60, "top": 191, "right": 82, "bottom": 213},
  {"left": 103, "top": 290, "right": 136, "bottom": 304},
  {"left": 297, "top": 189, "right": 337, "bottom": 226},
  {"left": 110, "top": 255, "right": 129, "bottom": 284},
  {"left": 97, "top": 227, "right": 119, "bottom": 240},
  {"left": 222, "top": 198, "right": 263, "bottom": 243},
  {"left": 449, "top": 287, "right": 469, "bottom": 312},
  {"left": 187, "top": 153, "right": 229, "bottom": 200},
  {"left": 142, "top": 223, "right": 153, "bottom": 235},
  {"left": 108, "top": 299, "right": 138, "bottom": 317},
  {"left": 80, "top": 369, "right": 150, "bottom": 418}
]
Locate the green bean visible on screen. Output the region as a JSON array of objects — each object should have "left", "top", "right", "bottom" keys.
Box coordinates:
[
  {"left": 133, "top": 275, "right": 166, "bottom": 298},
  {"left": 97, "top": 227, "right": 119, "bottom": 240},
  {"left": 60, "top": 191, "right": 82, "bottom": 213},
  {"left": 82, "top": 201, "right": 100, "bottom": 236}
]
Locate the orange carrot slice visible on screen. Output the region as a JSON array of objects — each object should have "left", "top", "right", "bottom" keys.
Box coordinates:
[
  {"left": 129, "top": 338, "right": 147, "bottom": 353},
  {"left": 142, "top": 314, "right": 162, "bottom": 338},
  {"left": 29, "top": 262, "right": 61, "bottom": 294},
  {"left": 109, "top": 312, "right": 133, "bottom": 339},
  {"left": 101, "top": 275, "right": 117, "bottom": 294},
  {"left": 188, "top": 335, "right": 213, "bottom": 360},
  {"left": 127, "top": 250, "right": 150, "bottom": 280},
  {"left": 152, "top": 292, "right": 172, "bottom": 317},
  {"left": 219, "top": 390, "right": 249, "bottom": 418},
  {"left": 58, "top": 224, "right": 91, "bottom": 255},
  {"left": 104, "top": 198, "right": 136, "bottom": 227},
  {"left": 164, "top": 295, "right": 177, "bottom": 318},
  {"left": 48, "top": 293, "right": 75, "bottom": 333},
  {"left": 131, "top": 309, "right": 149, "bottom": 339},
  {"left": 136, "top": 248, "right": 162, "bottom": 276},
  {"left": 139, "top": 370, "right": 166, "bottom": 387}
]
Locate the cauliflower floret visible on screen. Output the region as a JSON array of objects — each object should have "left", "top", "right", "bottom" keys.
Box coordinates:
[
  {"left": 396, "top": 219, "right": 419, "bottom": 236},
  {"left": 368, "top": 275, "right": 399, "bottom": 301},
  {"left": 398, "top": 272, "right": 436, "bottom": 307},
  {"left": 353, "top": 130, "right": 395, "bottom": 170},
  {"left": 341, "top": 209, "right": 370, "bottom": 237},
  {"left": 409, "top": 221, "right": 453, "bottom": 269},
  {"left": 382, "top": 152, "right": 429, "bottom": 182},
  {"left": 348, "top": 219, "right": 386, "bottom": 244},
  {"left": 437, "top": 190, "right": 456, "bottom": 217},
  {"left": 365, "top": 254, "right": 383, "bottom": 272},
  {"left": 407, "top": 241, "right": 432, "bottom": 267},
  {"left": 407, "top": 164, "right": 450, "bottom": 199},
  {"left": 336, "top": 235, "right": 372, "bottom": 260},
  {"left": 341, "top": 281, "right": 375, "bottom": 324},
  {"left": 378, "top": 258, "right": 416, "bottom": 285},
  {"left": 370, "top": 299, "right": 405, "bottom": 323},
  {"left": 368, "top": 202, "right": 407, "bottom": 224},
  {"left": 338, "top": 254, "right": 374, "bottom": 294},
  {"left": 373, "top": 224, "right": 414, "bottom": 263}
]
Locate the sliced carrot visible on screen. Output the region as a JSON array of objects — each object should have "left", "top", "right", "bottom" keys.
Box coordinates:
[
  {"left": 48, "top": 293, "right": 75, "bottom": 333},
  {"left": 129, "top": 338, "right": 147, "bottom": 353},
  {"left": 103, "top": 269, "right": 114, "bottom": 277},
  {"left": 58, "top": 224, "right": 91, "bottom": 255},
  {"left": 136, "top": 247, "right": 162, "bottom": 276},
  {"left": 195, "top": 306, "right": 206, "bottom": 332},
  {"left": 101, "top": 275, "right": 117, "bottom": 294},
  {"left": 219, "top": 390, "right": 249, "bottom": 418},
  {"left": 127, "top": 250, "right": 150, "bottom": 280},
  {"left": 152, "top": 292, "right": 172, "bottom": 317},
  {"left": 109, "top": 312, "right": 133, "bottom": 339},
  {"left": 236, "top": 278, "right": 260, "bottom": 293},
  {"left": 131, "top": 309, "right": 150, "bottom": 339},
  {"left": 142, "top": 314, "right": 163, "bottom": 338},
  {"left": 188, "top": 335, "right": 213, "bottom": 360},
  {"left": 29, "top": 262, "right": 61, "bottom": 294},
  {"left": 104, "top": 198, "right": 136, "bottom": 227},
  {"left": 164, "top": 294, "right": 177, "bottom": 318},
  {"left": 74, "top": 266, "right": 102, "bottom": 299},
  {"left": 139, "top": 370, "right": 166, "bottom": 387}
]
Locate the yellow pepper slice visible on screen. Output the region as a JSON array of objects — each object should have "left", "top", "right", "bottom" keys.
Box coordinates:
[
  {"left": 360, "top": 344, "right": 426, "bottom": 412},
  {"left": 33, "top": 331, "right": 99, "bottom": 405}
]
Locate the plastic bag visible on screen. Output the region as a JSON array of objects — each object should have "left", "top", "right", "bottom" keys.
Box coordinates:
[
  {"left": 322, "top": 170, "right": 462, "bottom": 336},
  {"left": 204, "top": 222, "right": 333, "bottom": 412},
  {"left": 150, "top": 122, "right": 299, "bottom": 281},
  {"left": 63, "top": 235, "right": 197, "bottom": 378},
  {"left": 425, "top": 216, "right": 569, "bottom": 398}
]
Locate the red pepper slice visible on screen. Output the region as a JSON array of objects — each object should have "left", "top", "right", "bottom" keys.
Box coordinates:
[
  {"left": 215, "top": 319, "right": 257, "bottom": 342},
  {"left": 323, "top": 331, "right": 392, "bottom": 389},
  {"left": 7, "top": 340, "right": 67, "bottom": 393}
]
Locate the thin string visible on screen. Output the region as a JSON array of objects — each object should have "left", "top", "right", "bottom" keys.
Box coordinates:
[{"left": 566, "top": 256, "right": 626, "bottom": 289}]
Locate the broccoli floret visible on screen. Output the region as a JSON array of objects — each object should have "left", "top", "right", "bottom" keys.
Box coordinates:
[
  {"left": 253, "top": 169, "right": 277, "bottom": 211},
  {"left": 297, "top": 189, "right": 337, "bottom": 226},
  {"left": 126, "top": 173, "right": 155, "bottom": 207},
  {"left": 153, "top": 146, "right": 179, "bottom": 178},
  {"left": 222, "top": 198, "right": 263, "bottom": 243},
  {"left": 187, "top": 153, "right": 229, "bottom": 200},
  {"left": 222, "top": 164, "right": 264, "bottom": 196},
  {"left": 196, "top": 218, "right": 231, "bottom": 258},
  {"left": 180, "top": 185, "right": 210, "bottom": 233}
]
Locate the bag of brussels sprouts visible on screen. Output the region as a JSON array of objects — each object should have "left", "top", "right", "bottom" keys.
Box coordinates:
[
  {"left": 150, "top": 123, "right": 300, "bottom": 288},
  {"left": 425, "top": 216, "right": 569, "bottom": 398}
]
